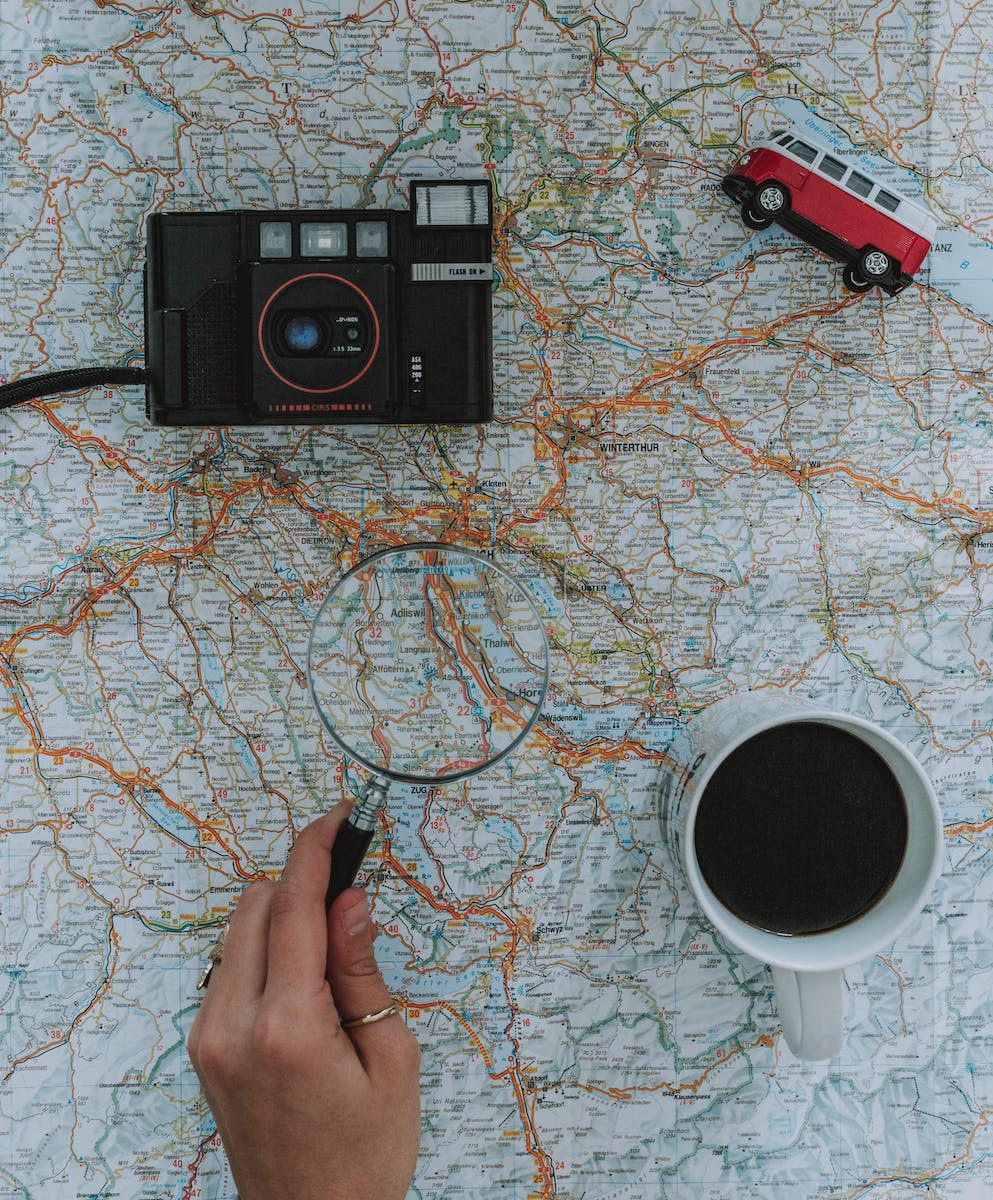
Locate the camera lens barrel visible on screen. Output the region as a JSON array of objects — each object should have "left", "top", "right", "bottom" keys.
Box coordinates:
[{"left": 272, "top": 308, "right": 366, "bottom": 359}]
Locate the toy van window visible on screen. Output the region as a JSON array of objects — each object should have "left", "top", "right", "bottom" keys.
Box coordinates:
[
  {"left": 875, "top": 189, "right": 901, "bottom": 213},
  {"left": 820, "top": 155, "right": 846, "bottom": 181},
  {"left": 777, "top": 134, "right": 793, "bottom": 145},
  {"left": 790, "top": 140, "right": 818, "bottom": 163},
  {"left": 846, "top": 171, "right": 873, "bottom": 197}
]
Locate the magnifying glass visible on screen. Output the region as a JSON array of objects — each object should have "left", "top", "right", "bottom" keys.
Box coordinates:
[{"left": 307, "top": 542, "right": 550, "bottom": 908}]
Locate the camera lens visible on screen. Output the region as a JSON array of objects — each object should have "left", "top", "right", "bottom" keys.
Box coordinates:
[
  {"left": 256, "top": 271, "right": 382, "bottom": 399},
  {"left": 282, "top": 314, "right": 324, "bottom": 354}
]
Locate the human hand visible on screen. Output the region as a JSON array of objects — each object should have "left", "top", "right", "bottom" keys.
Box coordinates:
[{"left": 187, "top": 804, "right": 421, "bottom": 1200}]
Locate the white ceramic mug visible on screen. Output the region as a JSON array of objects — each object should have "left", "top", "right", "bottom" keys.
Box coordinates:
[{"left": 657, "top": 692, "right": 943, "bottom": 1060}]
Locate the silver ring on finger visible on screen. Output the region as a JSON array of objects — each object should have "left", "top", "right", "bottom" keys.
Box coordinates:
[{"left": 340, "top": 1002, "right": 401, "bottom": 1030}]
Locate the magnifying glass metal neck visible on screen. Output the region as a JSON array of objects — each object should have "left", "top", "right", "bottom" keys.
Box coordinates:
[{"left": 351, "top": 776, "right": 390, "bottom": 831}]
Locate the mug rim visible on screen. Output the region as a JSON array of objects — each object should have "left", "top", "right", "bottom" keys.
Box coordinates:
[{"left": 679, "top": 704, "right": 943, "bottom": 972}]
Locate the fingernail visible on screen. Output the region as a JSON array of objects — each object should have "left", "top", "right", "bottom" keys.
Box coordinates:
[{"left": 342, "top": 893, "right": 372, "bottom": 936}]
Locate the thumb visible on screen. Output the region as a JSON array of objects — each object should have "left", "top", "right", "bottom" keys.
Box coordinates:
[{"left": 327, "top": 889, "right": 399, "bottom": 1042}]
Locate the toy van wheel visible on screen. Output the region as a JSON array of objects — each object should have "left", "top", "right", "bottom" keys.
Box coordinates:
[
  {"left": 741, "top": 204, "right": 773, "bottom": 230},
  {"left": 753, "top": 181, "right": 789, "bottom": 217},
  {"left": 842, "top": 264, "right": 874, "bottom": 293},
  {"left": 858, "top": 247, "right": 894, "bottom": 282}
]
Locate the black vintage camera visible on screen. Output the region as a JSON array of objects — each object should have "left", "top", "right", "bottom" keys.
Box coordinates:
[{"left": 143, "top": 181, "right": 493, "bottom": 426}]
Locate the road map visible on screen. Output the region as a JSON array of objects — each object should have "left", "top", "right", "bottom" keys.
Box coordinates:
[{"left": 2, "top": 1, "right": 992, "bottom": 1198}]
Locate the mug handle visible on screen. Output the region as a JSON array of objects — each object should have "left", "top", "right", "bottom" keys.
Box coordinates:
[{"left": 769, "top": 966, "right": 843, "bottom": 1060}]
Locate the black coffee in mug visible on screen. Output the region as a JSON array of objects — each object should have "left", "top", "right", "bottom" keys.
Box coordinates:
[{"left": 692, "top": 721, "right": 908, "bottom": 936}]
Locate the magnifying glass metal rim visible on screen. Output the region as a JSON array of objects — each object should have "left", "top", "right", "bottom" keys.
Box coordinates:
[{"left": 307, "top": 540, "right": 550, "bottom": 786}]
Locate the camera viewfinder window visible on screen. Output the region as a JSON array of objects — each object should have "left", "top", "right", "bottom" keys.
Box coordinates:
[
  {"left": 356, "top": 222, "right": 389, "bottom": 256},
  {"left": 260, "top": 222, "right": 293, "bottom": 257},
  {"left": 301, "top": 223, "right": 348, "bottom": 257}
]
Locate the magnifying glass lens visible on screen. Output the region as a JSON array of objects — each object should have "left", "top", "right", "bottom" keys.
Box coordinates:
[{"left": 307, "top": 544, "right": 549, "bottom": 784}]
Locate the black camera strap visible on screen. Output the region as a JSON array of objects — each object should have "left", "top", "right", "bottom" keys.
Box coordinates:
[{"left": 0, "top": 366, "right": 148, "bottom": 411}]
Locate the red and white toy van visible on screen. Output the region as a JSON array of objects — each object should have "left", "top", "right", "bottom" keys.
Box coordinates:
[{"left": 721, "top": 125, "right": 938, "bottom": 294}]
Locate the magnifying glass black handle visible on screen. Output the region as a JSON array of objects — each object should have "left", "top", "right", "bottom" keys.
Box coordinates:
[
  {"left": 326, "top": 822, "right": 376, "bottom": 908},
  {"left": 325, "top": 779, "right": 390, "bottom": 910}
]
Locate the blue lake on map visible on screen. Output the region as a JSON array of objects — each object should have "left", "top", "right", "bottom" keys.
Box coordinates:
[{"left": 141, "top": 794, "right": 200, "bottom": 847}]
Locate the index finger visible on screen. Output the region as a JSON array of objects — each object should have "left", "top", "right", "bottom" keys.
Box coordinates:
[{"left": 264, "top": 803, "right": 353, "bottom": 1002}]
